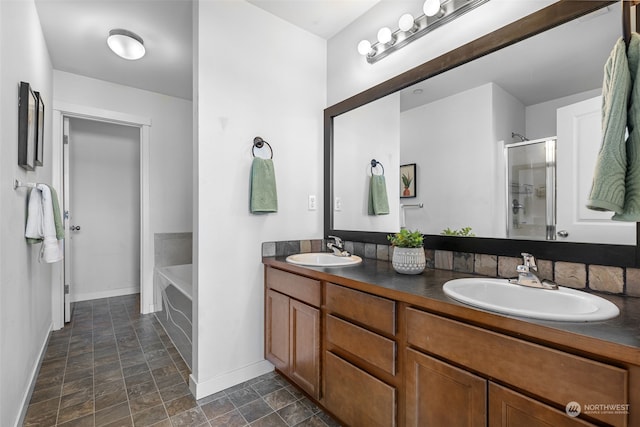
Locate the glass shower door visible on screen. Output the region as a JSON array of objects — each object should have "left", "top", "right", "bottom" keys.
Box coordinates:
[{"left": 505, "top": 138, "right": 556, "bottom": 240}]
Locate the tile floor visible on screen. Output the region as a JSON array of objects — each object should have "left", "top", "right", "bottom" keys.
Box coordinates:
[{"left": 23, "top": 294, "right": 342, "bottom": 427}]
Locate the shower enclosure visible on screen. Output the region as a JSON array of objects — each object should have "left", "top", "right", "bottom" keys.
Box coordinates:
[{"left": 505, "top": 138, "right": 556, "bottom": 240}]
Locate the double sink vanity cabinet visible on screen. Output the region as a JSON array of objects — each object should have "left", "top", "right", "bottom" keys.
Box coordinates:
[{"left": 263, "top": 258, "right": 638, "bottom": 427}]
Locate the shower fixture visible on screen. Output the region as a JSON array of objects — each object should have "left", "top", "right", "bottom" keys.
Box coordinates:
[{"left": 512, "top": 132, "right": 529, "bottom": 142}]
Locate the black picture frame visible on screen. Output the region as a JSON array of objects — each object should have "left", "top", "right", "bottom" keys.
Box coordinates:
[
  {"left": 400, "top": 163, "right": 416, "bottom": 198},
  {"left": 34, "top": 91, "right": 44, "bottom": 167},
  {"left": 18, "top": 81, "right": 37, "bottom": 170}
]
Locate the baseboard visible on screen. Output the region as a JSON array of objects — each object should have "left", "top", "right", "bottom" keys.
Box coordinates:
[
  {"left": 15, "top": 322, "right": 52, "bottom": 427},
  {"left": 71, "top": 286, "right": 139, "bottom": 302},
  {"left": 189, "top": 359, "right": 274, "bottom": 400}
]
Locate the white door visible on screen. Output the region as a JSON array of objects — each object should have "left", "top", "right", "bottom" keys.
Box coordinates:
[
  {"left": 556, "top": 96, "right": 635, "bottom": 245},
  {"left": 64, "top": 117, "right": 141, "bottom": 306},
  {"left": 63, "top": 117, "right": 72, "bottom": 322}
]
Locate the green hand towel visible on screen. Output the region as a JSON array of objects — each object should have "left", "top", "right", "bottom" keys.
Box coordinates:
[
  {"left": 587, "top": 37, "right": 631, "bottom": 213},
  {"left": 49, "top": 185, "right": 64, "bottom": 240},
  {"left": 250, "top": 157, "right": 278, "bottom": 213},
  {"left": 368, "top": 175, "right": 389, "bottom": 215},
  {"left": 615, "top": 34, "right": 640, "bottom": 221}
]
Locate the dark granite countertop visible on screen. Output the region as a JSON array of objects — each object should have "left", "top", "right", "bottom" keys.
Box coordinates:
[{"left": 264, "top": 256, "right": 640, "bottom": 366}]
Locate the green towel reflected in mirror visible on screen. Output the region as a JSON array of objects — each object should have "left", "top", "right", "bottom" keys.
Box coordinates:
[{"left": 368, "top": 175, "right": 389, "bottom": 215}]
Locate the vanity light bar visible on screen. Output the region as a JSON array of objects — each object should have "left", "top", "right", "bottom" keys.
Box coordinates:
[{"left": 360, "top": 0, "right": 491, "bottom": 64}]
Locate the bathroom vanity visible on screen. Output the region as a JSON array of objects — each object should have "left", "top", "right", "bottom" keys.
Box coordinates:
[{"left": 263, "top": 257, "right": 640, "bottom": 427}]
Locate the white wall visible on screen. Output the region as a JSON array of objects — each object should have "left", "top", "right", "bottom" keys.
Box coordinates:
[
  {"left": 193, "top": 0, "right": 325, "bottom": 397},
  {"left": 327, "top": 0, "right": 555, "bottom": 105},
  {"left": 334, "top": 93, "right": 400, "bottom": 231},
  {"left": 0, "top": 1, "right": 54, "bottom": 426},
  {"left": 525, "top": 88, "right": 602, "bottom": 140},
  {"left": 401, "top": 83, "right": 501, "bottom": 236},
  {"left": 53, "top": 71, "right": 193, "bottom": 235}
]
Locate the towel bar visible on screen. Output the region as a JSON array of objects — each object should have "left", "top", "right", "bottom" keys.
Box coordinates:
[
  {"left": 252, "top": 136, "right": 273, "bottom": 159},
  {"left": 370, "top": 159, "right": 385, "bottom": 175},
  {"left": 13, "top": 179, "right": 37, "bottom": 190}
]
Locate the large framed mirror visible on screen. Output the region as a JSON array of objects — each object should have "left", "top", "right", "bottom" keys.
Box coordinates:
[{"left": 325, "top": 0, "right": 639, "bottom": 267}]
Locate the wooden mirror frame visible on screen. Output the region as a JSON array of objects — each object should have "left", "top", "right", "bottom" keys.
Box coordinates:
[{"left": 324, "top": 0, "right": 640, "bottom": 268}]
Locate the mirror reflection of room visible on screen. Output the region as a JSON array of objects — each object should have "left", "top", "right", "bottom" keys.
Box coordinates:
[{"left": 332, "top": 4, "right": 636, "bottom": 245}]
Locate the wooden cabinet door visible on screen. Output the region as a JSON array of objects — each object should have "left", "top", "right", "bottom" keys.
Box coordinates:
[
  {"left": 324, "top": 351, "right": 396, "bottom": 427},
  {"left": 406, "top": 348, "right": 487, "bottom": 427},
  {"left": 265, "top": 289, "right": 289, "bottom": 371},
  {"left": 489, "top": 383, "right": 597, "bottom": 427},
  {"left": 289, "top": 299, "right": 320, "bottom": 399}
]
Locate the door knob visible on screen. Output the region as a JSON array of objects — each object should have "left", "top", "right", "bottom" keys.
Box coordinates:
[
  {"left": 557, "top": 230, "right": 569, "bottom": 238},
  {"left": 70, "top": 225, "right": 81, "bottom": 231}
]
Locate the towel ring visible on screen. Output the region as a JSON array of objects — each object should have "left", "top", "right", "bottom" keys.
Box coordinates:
[
  {"left": 371, "top": 159, "right": 384, "bottom": 176},
  {"left": 252, "top": 136, "right": 273, "bottom": 159}
]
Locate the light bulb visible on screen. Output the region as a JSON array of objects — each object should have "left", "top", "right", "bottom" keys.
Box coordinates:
[
  {"left": 377, "top": 27, "right": 393, "bottom": 44},
  {"left": 423, "top": 0, "right": 442, "bottom": 17},
  {"left": 357, "top": 39, "right": 372, "bottom": 56},
  {"left": 399, "top": 13, "right": 416, "bottom": 32}
]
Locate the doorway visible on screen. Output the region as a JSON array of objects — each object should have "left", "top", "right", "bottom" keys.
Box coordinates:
[
  {"left": 51, "top": 103, "right": 152, "bottom": 329},
  {"left": 63, "top": 117, "right": 141, "bottom": 318}
]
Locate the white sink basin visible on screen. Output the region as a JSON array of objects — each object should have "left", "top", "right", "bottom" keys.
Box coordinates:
[
  {"left": 443, "top": 278, "right": 619, "bottom": 322},
  {"left": 286, "top": 252, "right": 362, "bottom": 267}
]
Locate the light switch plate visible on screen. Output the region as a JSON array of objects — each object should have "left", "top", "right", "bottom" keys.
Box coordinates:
[{"left": 308, "top": 195, "right": 317, "bottom": 211}]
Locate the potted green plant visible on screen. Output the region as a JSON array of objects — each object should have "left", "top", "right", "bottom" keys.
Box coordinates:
[
  {"left": 387, "top": 229, "right": 426, "bottom": 274},
  {"left": 441, "top": 226, "right": 476, "bottom": 237}
]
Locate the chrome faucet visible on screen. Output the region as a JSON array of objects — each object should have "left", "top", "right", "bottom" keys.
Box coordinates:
[
  {"left": 327, "top": 236, "right": 351, "bottom": 257},
  {"left": 509, "top": 253, "right": 558, "bottom": 290}
]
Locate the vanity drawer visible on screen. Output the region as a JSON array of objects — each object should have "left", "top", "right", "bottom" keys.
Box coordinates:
[
  {"left": 266, "top": 267, "right": 321, "bottom": 307},
  {"left": 325, "top": 283, "right": 396, "bottom": 335},
  {"left": 406, "top": 308, "right": 627, "bottom": 426},
  {"left": 326, "top": 314, "right": 396, "bottom": 376},
  {"left": 324, "top": 351, "right": 396, "bottom": 427}
]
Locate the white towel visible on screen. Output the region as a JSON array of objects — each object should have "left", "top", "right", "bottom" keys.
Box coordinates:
[
  {"left": 38, "top": 184, "right": 63, "bottom": 263},
  {"left": 25, "top": 188, "right": 44, "bottom": 239},
  {"left": 25, "top": 185, "right": 64, "bottom": 263}
]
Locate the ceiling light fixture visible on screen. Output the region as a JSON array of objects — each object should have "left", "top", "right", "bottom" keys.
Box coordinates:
[
  {"left": 357, "top": 0, "right": 491, "bottom": 64},
  {"left": 107, "top": 29, "right": 146, "bottom": 60}
]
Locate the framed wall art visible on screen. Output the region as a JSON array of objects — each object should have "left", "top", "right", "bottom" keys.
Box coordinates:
[
  {"left": 35, "top": 91, "right": 44, "bottom": 166},
  {"left": 18, "top": 81, "right": 37, "bottom": 170},
  {"left": 400, "top": 163, "right": 416, "bottom": 198}
]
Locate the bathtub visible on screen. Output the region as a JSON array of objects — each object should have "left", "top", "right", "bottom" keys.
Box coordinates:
[
  {"left": 158, "top": 264, "right": 192, "bottom": 299},
  {"left": 154, "top": 264, "right": 192, "bottom": 369}
]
